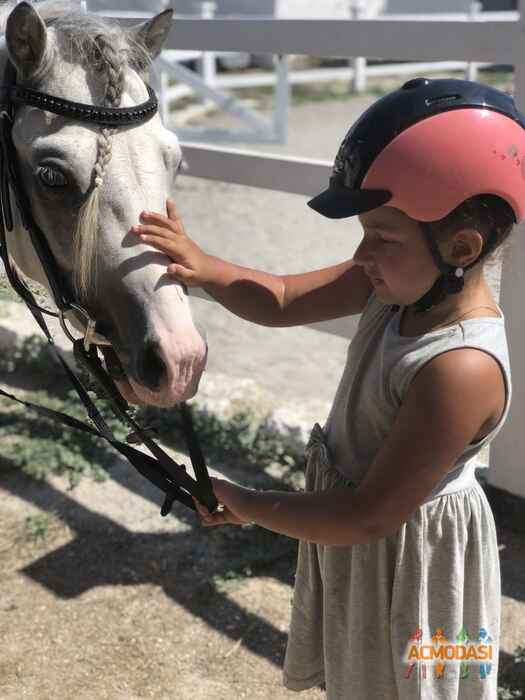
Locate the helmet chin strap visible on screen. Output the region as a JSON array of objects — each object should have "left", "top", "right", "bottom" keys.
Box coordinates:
[
  {"left": 403, "top": 222, "right": 496, "bottom": 313},
  {"left": 410, "top": 269, "right": 464, "bottom": 313}
]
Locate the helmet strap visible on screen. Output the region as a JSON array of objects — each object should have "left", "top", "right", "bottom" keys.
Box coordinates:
[
  {"left": 411, "top": 266, "right": 464, "bottom": 313},
  {"left": 390, "top": 221, "right": 497, "bottom": 314},
  {"left": 412, "top": 222, "right": 471, "bottom": 313}
]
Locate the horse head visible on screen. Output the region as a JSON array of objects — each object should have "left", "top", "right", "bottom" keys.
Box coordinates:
[{"left": 0, "top": 0, "right": 207, "bottom": 407}]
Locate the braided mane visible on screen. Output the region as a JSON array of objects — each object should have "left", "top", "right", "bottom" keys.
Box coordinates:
[{"left": 73, "top": 33, "right": 127, "bottom": 300}]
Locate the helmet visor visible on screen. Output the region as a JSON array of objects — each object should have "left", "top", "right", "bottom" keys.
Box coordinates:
[{"left": 308, "top": 184, "right": 391, "bottom": 219}]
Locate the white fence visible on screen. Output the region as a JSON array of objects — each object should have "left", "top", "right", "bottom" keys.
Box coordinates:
[
  {"left": 107, "top": 7, "right": 525, "bottom": 500},
  {"left": 151, "top": 0, "right": 518, "bottom": 137},
  {"left": 100, "top": 4, "right": 518, "bottom": 144},
  {"left": 161, "top": 3, "right": 517, "bottom": 97}
]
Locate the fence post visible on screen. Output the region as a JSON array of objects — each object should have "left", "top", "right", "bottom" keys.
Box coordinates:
[
  {"left": 274, "top": 54, "right": 290, "bottom": 143},
  {"left": 199, "top": 2, "right": 217, "bottom": 91},
  {"left": 197, "top": 0, "right": 217, "bottom": 110},
  {"left": 466, "top": 1, "right": 482, "bottom": 82},
  {"left": 350, "top": 0, "right": 367, "bottom": 94},
  {"left": 488, "top": 0, "right": 525, "bottom": 500}
]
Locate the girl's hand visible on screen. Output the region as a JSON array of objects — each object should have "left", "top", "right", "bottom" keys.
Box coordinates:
[
  {"left": 193, "top": 477, "right": 256, "bottom": 527},
  {"left": 132, "top": 198, "right": 213, "bottom": 287}
]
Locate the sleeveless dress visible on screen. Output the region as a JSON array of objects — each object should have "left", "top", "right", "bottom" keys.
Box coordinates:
[{"left": 282, "top": 291, "right": 511, "bottom": 700}]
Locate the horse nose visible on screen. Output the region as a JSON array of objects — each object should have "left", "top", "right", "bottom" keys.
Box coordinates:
[{"left": 134, "top": 339, "right": 167, "bottom": 390}]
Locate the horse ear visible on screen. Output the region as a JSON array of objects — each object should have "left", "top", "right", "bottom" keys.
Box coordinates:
[
  {"left": 128, "top": 9, "right": 173, "bottom": 61},
  {"left": 5, "top": 1, "right": 47, "bottom": 79}
]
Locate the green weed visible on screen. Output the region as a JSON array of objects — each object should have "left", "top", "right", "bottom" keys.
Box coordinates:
[
  {"left": 0, "top": 334, "right": 129, "bottom": 488},
  {"left": 24, "top": 513, "right": 53, "bottom": 542},
  {"left": 498, "top": 645, "right": 525, "bottom": 699},
  {"left": 0, "top": 333, "right": 306, "bottom": 490}
]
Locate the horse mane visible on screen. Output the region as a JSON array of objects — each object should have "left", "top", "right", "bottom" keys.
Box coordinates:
[{"left": 1, "top": 1, "right": 152, "bottom": 302}]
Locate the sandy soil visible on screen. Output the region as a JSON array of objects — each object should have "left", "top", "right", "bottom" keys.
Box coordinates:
[{"left": 0, "top": 458, "right": 327, "bottom": 700}]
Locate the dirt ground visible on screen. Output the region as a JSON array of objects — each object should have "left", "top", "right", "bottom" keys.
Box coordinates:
[
  {"left": 0, "top": 449, "right": 327, "bottom": 700},
  {"left": 1, "top": 444, "right": 525, "bottom": 699}
]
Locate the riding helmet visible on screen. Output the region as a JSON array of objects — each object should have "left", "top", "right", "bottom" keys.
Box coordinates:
[{"left": 309, "top": 77, "right": 525, "bottom": 224}]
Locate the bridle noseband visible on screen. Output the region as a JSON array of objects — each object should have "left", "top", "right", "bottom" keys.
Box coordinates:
[{"left": 0, "top": 59, "right": 218, "bottom": 517}]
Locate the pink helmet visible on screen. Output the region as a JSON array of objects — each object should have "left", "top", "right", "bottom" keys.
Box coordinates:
[{"left": 309, "top": 77, "right": 525, "bottom": 224}]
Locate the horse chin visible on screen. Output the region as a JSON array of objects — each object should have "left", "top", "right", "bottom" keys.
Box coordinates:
[
  {"left": 113, "top": 375, "right": 198, "bottom": 408},
  {"left": 113, "top": 377, "right": 149, "bottom": 406}
]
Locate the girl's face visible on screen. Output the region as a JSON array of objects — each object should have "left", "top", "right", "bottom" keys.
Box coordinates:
[{"left": 353, "top": 206, "right": 440, "bottom": 306}]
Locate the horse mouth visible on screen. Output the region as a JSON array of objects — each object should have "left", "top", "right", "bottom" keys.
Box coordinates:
[
  {"left": 99, "top": 345, "right": 148, "bottom": 405},
  {"left": 98, "top": 344, "right": 202, "bottom": 407},
  {"left": 100, "top": 345, "right": 127, "bottom": 381}
]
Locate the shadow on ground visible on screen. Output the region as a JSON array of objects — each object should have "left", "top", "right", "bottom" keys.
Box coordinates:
[{"left": 1, "top": 460, "right": 525, "bottom": 697}]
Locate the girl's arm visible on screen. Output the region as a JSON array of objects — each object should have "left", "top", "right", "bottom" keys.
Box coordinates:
[
  {"left": 132, "top": 200, "right": 373, "bottom": 326},
  {"left": 196, "top": 348, "right": 502, "bottom": 545},
  {"left": 196, "top": 479, "right": 375, "bottom": 546}
]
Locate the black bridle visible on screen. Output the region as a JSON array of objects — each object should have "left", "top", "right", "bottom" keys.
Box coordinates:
[{"left": 0, "top": 59, "right": 218, "bottom": 517}]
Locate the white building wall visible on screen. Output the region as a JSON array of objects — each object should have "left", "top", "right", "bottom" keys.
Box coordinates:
[
  {"left": 89, "top": 1, "right": 386, "bottom": 19},
  {"left": 385, "top": 0, "right": 470, "bottom": 11},
  {"left": 87, "top": 0, "right": 170, "bottom": 10},
  {"left": 277, "top": 0, "right": 386, "bottom": 19},
  {"left": 87, "top": 0, "right": 514, "bottom": 16},
  {"left": 276, "top": 0, "right": 350, "bottom": 19}
]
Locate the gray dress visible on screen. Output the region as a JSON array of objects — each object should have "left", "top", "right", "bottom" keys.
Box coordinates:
[{"left": 283, "top": 291, "right": 511, "bottom": 700}]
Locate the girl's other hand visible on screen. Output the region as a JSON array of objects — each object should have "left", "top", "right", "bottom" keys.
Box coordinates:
[
  {"left": 193, "top": 477, "right": 255, "bottom": 527},
  {"left": 132, "top": 198, "right": 213, "bottom": 287}
]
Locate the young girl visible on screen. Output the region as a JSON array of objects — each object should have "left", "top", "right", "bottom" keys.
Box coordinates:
[{"left": 132, "top": 77, "right": 523, "bottom": 699}]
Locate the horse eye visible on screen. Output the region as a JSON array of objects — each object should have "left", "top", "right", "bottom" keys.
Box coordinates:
[{"left": 38, "top": 166, "right": 68, "bottom": 188}]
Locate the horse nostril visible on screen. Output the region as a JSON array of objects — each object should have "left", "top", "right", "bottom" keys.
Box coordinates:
[{"left": 135, "top": 339, "right": 167, "bottom": 391}]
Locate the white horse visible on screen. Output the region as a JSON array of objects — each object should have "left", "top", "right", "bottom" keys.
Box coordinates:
[{"left": 0, "top": 0, "right": 207, "bottom": 407}]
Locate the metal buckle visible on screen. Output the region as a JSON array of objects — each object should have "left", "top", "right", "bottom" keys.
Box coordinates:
[
  {"left": 83, "top": 318, "right": 97, "bottom": 352},
  {"left": 59, "top": 303, "right": 110, "bottom": 350}
]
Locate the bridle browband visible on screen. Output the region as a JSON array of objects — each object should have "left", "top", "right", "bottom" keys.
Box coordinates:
[
  {"left": 0, "top": 59, "right": 218, "bottom": 517},
  {"left": 2, "top": 81, "right": 159, "bottom": 128}
]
